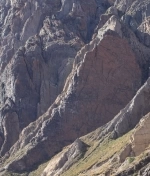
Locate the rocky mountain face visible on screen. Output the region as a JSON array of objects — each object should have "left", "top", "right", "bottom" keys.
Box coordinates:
[{"left": 0, "top": 0, "right": 150, "bottom": 175}]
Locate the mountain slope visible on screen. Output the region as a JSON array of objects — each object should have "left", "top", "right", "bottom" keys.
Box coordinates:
[{"left": 0, "top": 0, "right": 150, "bottom": 175}]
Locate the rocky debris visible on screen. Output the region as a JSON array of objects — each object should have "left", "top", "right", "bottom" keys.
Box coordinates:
[
  {"left": 116, "top": 152, "right": 150, "bottom": 176},
  {"left": 125, "top": 0, "right": 150, "bottom": 24},
  {"left": 41, "top": 138, "right": 87, "bottom": 176},
  {"left": 115, "top": 0, "right": 136, "bottom": 13},
  {"left": 138, "top": 162, "right": 150, "bottom": 176},
  {"left": 114, "top": 0, "right": 150, "bottom": 48},
  {"left": 115, "top": 0, "right": 150, "bottom": 26}
]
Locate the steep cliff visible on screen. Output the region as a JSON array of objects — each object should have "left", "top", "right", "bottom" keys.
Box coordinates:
[
  {"left": 0, "top": 0, "right": 150, "bottom": 175},
  {"left": 0, "top": 0, "right": 103, "bottom": 156}
]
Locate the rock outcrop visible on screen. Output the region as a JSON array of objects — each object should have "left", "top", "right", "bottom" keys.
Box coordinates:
[
  {"left": 41, "top": 138, "right": 87, "bottom": 176},
  {"left": 0, "top": 0, "right": 109, "bottom": 156},
  {"left": 118, "top": 113, "right": 150, "bottom": 163},
  {"left": 104, "top": 78, "right": 150, "bottom": 139},
  {"left": 1, "top": 13, "right": 143, "bottom": 172},
  {"left": 131, "top": 113, "right": 150, "bottom": 156},
  {"left": 0, "top": 0, "right": 150, "bottom": 175},
  {"left": 138, "top": 17, "right": 150, "bottom": 35}
]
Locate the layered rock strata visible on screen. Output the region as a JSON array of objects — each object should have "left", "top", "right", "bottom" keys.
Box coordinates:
[
  {"left": 0, "top": 0, "right": 150, "bottom": 175},
  {"left": 104, "top": 77, "right": 150, "bottom": 139},
  {"left": 1, "top": 16, "right": 142, "bottom": 172},
  {"left": 131, "top": 113, "right": 150, "bottom": 156},
  {"left": 41, "top": 138, "right": 87, "bottom": 176},
  {"left": 0, "top": 0, "right": 108, "bottom": 156}
]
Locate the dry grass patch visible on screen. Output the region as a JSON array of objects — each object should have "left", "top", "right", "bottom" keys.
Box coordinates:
[{"left": 61, "top": 131, "right": 132, "bottom": 176}]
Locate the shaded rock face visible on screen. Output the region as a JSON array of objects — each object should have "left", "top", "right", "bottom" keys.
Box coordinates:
[
  {"left": 115, "top": 0, "right": 136, "bottom": 13},
  {"left": 137, "top": 17, "right": 150, "bottom": 47},
  {"left": 138, "top": 163, "right": 150, "bottom": 176},
  {"left": 1, "top": 112, "right": 19, "bottom": 156},
  {"left": 117, "top": 0, "right": 150, "bottom": 48},
  {"left": 0, "top": 0, "right": 111, "bottom": 156}
]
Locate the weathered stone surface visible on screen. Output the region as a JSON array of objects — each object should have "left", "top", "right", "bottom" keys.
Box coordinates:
[
  {"left": 41, "top": 138, "right": 87, "bottom": 176},
  {"left": 137, "top": 17, "right": 150, "bottom": 47},
  {"left": 131, "top": 113, "right": 150, "bottom": 156},
  {"left": 1, "top": 112, "right": 19, "bottom": 156},
  {"left": 0, "top": 0, "right": 150, "bottom": 175},
  {"left": 137, "top": 163, "right": 150, "bottom": 176},
  {"left": 119, "top": 144, "right": 132, "bottom": 163},
  {"left": 0, "top": 0, "right": 109, "bottom": 156},
  {"left": 115, "top": 0, "right": 150, "bottom": 48},
  {"left": 118, "top": 113, "right": 150, "bottom": 163},
  {"left": 104, "top": 78, "right": 150, "bottom": 139},
  {"left": 115, "top": 0, "right": 136, "bottom": 13},
  {"left": 138, "top": 17, "right": 150, "bottom": 35},
  {"left": 1, "top": 17, "right": 142, "bottom": 172}
]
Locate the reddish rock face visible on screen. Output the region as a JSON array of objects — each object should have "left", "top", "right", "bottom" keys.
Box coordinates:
[
  {"left": 1, "top": 0, "right": 150, "bottom": 174},
  {"left": 61, "top": 34, "right": 141, "bottom": 138},
  {"left": 5, "top": 31, "right": 141, "bottom": 171}
]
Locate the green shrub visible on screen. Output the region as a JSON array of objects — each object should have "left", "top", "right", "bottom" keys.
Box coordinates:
[{"left": 128, "top": 157, "right": 135, "bottom": 163}]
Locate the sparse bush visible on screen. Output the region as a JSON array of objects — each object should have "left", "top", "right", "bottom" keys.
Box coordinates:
[{"left": 128, "top": 157, "right": 135, "bottom": 163}]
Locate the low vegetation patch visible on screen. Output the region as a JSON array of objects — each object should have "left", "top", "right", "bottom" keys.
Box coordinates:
[{"left": 61, "top": 131, "right": 132, "bottom": 176}]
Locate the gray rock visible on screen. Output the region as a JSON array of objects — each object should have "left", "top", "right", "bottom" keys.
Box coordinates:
[{"left": 104, "top": 78, "right": 150, "bottom": 138}]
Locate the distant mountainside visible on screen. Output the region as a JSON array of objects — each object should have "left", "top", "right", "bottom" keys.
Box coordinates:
[{"left": 0, "top": 0, "right": 150, "bottom": 175}]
